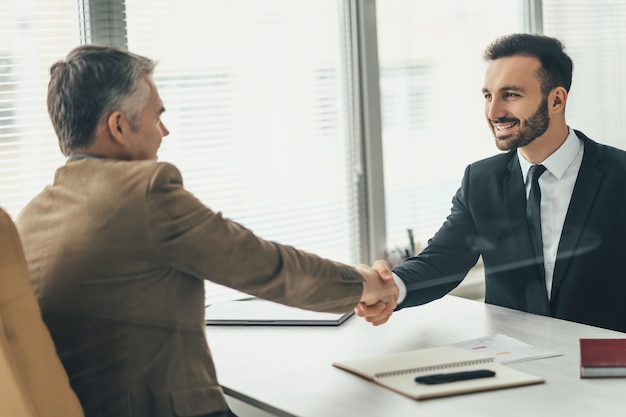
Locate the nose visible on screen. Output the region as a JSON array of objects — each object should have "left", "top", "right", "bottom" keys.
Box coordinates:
[
  {"left": 160, "top": 121, "right": 170, "bottom": 137},
  {"left": 486, "top": 96, "right": 506, "bottom": 121}
]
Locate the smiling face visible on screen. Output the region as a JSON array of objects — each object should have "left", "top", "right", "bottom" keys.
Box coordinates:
[{"left": 482, "top": 55, "right": 551, "bottom": 152}]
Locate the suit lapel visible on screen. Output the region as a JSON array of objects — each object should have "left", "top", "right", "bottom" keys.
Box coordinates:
[
  {"left": 503, "top": 156, "right": 528, "bottom": 233},
  {"left": 503, "top": 156, "right": 550, "bottom": 314},
  {"left": 551, "top": 132, "right": 602, "bottom": 300}
]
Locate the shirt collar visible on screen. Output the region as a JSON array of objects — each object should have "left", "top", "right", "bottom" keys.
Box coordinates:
[
  {"left": 518, "top": 127, "right": 583, "bottom": 183},
  {"left": 67, "top": 153, "right": 104, "bottom": 160}
]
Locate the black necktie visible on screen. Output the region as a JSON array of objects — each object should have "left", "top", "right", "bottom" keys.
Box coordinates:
[{"left": 526, "top": 164, "right": 547, "bottom": 276}]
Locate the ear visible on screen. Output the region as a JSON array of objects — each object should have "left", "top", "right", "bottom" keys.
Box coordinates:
[
  {"left": 549, "top": 87, "right": 568, "bottom": 114},
  {"left": 106, "top": 111, "right": 128, "bottom": 145}
]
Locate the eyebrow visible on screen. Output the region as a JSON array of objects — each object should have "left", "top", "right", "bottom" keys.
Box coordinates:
[{"left": 482, "top": 85, "right": 527, "bottom": 94}]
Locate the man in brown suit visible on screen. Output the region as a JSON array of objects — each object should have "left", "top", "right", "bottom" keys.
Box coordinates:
[{"left": 16, "top": 45, "right": 396, "bottom": 417}]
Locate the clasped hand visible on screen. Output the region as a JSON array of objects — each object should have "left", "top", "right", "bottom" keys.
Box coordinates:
[{"left": 356, "top": 260, "right": 398, "bottom": 326}]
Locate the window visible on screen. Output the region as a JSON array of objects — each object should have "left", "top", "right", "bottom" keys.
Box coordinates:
[
  {"left": 376, "top": 0, "right": 523, "bottom": 254},
  {"left": 542, "top": 0, "right": 626, "bottom": 149},
  {"left": 0, "top": 1, "right": 364, "bottom": 262},
  {"left": 0, "top": 0, "right": 81, "bottom": 217},
  {"left": 124, "top": 1, "right": 363, "bottom": 269}
]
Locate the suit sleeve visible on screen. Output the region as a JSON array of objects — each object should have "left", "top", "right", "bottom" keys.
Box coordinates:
[
  {"left": 393, "top": 164, "right": 481, "bottom": 309},
  {"left": 145, "top": 162, "right": 363, "bottom": 313}
]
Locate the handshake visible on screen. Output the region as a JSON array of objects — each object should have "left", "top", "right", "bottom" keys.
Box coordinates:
[{"left": 356, "top": 260, "right": 399, "bottom": 326}]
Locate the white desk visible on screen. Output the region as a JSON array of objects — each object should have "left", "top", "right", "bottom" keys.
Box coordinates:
[{"left": 206, "top": 295, "right": 626, "bottom": 417}]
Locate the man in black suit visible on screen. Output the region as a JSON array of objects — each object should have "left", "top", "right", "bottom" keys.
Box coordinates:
[{"left": 357, "top": 33, "right": 626, "bottom": 332}]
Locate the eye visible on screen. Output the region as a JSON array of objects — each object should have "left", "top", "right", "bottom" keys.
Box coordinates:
[
  {"left": 504, "top": 91, "right": 521, "bottom": 99},
  {"left": 483, "top": 93, "right": 492, "bottom": 101}
]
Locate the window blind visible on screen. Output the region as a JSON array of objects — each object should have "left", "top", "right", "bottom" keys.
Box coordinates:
[
  {"left": 0, "top": 0, "right": 81, "bottom": 218},
  {"left": 376, "top": 0, "right": 522, "bottom": 251},
  {"left": 2, "top": 0, "right": 364, "bottom": 301},
  {"left": 123, "top": 1, "right": 362, "bottom": 279},
  {"left": 542, "top": 0, "right": 626, "bottom": 150}
]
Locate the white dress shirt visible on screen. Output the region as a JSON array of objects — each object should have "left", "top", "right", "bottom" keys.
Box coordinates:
[
  {"left": 518, "top": 127, "right": 583, "bottom": 298},
  {"left": 393, "top": 128, "right": 584, "bottom": 303}
]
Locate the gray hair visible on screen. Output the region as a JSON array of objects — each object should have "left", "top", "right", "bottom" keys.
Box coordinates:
[{"left": 47, "top": 45, "right": 157, "bottom": 156}]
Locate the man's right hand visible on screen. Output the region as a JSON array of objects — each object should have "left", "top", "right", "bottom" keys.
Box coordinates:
[{"left": 356, "top": 260, "right": 398, "bottom": 326}]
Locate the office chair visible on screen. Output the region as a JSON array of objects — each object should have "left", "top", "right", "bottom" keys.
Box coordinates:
[{"left": 0, "top": 207, "right": 84, "bottom": 417}]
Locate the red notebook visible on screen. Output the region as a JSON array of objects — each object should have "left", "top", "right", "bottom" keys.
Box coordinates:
[{"left": 580, "top": 338, "right": 626, "bottom": 378}]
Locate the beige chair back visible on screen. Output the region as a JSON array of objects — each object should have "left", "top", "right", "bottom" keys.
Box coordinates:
[{"left": 0, "top": 208, "right": 84, "bottom": 417}]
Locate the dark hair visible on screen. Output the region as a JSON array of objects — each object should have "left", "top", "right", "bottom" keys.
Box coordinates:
[
  {"left": 47, "top": 45, "right": 156, "bottom": 156},
  {"left": 483, "top": 33, "right": 573, "bottom": 96}
]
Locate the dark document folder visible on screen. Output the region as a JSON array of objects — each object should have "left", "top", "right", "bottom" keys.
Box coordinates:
[{"left": 205, "top": 298, "right": 353, "bottom": 326}]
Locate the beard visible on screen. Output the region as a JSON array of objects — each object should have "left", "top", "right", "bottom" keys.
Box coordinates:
[{"left": 493, "top": 97, "right": 550, "bottom": 151}]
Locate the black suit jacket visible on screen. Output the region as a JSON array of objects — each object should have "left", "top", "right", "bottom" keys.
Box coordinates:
[{"left": 394, "top": 130, "right": 626, "bottom": 332}]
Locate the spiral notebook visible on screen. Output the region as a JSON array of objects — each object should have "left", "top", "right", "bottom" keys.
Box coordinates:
[{"left": 333, "top": 345, "right": 544, "bottom": 400}]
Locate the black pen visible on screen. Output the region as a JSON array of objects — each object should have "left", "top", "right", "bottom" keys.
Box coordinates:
[{"left": 415, "top": 369, "right": 496, "bottom": 385}]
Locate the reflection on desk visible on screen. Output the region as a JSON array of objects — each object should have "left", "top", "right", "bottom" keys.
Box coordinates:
[{"left": 206, "top": 295, "right": 626, "bottom": 417}]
